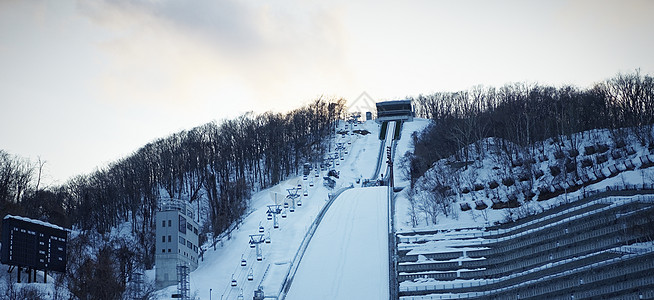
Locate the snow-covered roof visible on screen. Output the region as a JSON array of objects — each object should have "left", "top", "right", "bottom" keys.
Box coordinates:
[{"left": 3, "top": 214, "right": 67, "bottom": 232}]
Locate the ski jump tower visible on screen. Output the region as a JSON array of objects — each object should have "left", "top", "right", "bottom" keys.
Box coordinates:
[
  {"left": 155, "top": 200, "right": 200, "bottom": 289},
  {"left": 375, "top": 100, "right": 414, "bottom": 123}
]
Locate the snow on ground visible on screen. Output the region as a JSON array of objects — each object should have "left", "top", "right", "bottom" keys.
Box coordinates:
[
  {"left": 395, "top": 126, "right": 654, "bottom": 233},
  {"left": 155, "top": 120, "right": 385, "bottom": 300},
  {"left": 393, "top": 119, "right": 432, "bottom": 187},
  {"left": 285, "top": 187, "right": 389, "bottom": 300}
]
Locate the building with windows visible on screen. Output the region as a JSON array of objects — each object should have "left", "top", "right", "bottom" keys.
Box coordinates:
[
  {"left": 375, "top": 100, "right": 414, "bottom": 122},
  {"left": 155, "top": 200, "right": 200, "bottom": 289}
]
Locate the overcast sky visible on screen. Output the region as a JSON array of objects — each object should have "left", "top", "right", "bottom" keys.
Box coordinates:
[{"left": 1, "top": 0, "right": 653, "bottom": 186}]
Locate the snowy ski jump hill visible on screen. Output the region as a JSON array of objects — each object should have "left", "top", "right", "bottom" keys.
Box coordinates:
[{"left": 154, "top": 118, "right": 430, "bottom": 300}]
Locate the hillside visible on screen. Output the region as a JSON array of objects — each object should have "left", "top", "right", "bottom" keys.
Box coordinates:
[
  {"left": 396, "top": 126, "right": 654, "bottom": 231},
  {"left": 394, "top": 125, "right": 654, "bottom": 298}
]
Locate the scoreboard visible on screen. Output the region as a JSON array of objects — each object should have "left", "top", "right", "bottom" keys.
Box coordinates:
[{"left": 1, "top": 215, "right": 67, "bottom": 273}]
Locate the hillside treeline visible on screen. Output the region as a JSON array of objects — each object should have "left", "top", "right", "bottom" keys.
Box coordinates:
[
  {"left": 0, "top": 98, "right": 345, "bottom": 267},
  {"left": 407, "top": 70, "right": 654, "bottom": 185}
]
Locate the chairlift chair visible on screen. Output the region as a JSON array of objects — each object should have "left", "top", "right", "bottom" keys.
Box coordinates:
[
  {"left": 257, "top": 254, "right": 263, "bottom": 261},
  {"left": 241, "top": 255, "right": 247, "bottom": 266},
  {"left": 231, "top": 274, "right": 237, "bottom": 287},
  {"left": 297, "top": 199, "right": 302, "bottom": 206},
  {"left": 267, "top": 213, "right": 272, "bottom": 221},
  {"left": 259, "top": 225, "right": 264, "bottom": 233},
  {"left": 247, "top": 269, "right": 254, "bottom": 281}
]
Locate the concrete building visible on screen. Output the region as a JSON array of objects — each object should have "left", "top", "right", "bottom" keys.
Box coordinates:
[{"left": 155, "top": 200, "right": 200, "bottom": 289}]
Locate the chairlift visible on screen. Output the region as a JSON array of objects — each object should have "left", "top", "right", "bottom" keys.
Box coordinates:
[
  {"left": 281, "top": 210, "right": 287, "bottom": 218},
  {"left": 303, "top": 190, "right": 308, "bottom": 197},
  {"left": 231, "top": 274, "right": 237, "bottom": 287},
  {"left": 267, "top": 213, "right": 272, "bottom": 221},
  {"left": 265, "top": 235, "right": 271, "bottom": 244},
  {"left": 309, "top": 181, "right": 314, "bottom": 187},
  {"left": 241, "top": 255, "right": 247, "bottom": 266},
  {"left": 237, "top": 289, "right": 244, "bottom": 300},
  {"left": 247, "top": 269, "right": 254, "bottom": 281},
  {"left": 274, "top": 222, "right": 279, "bottom": 229},
  {"left": 290, "top": 207, "right": 295, "bottom": 212},
  {"left": 284, "top": 202, "right": 289, "bottom": 209},
  {"left": 259, "top": 225, "right": 264, "bottom": 233},
  {"left": 250, "top": 241, "right": 255, "bottom": 248},
  {"left": 257, "top": 253, "right": 263, "bottom": 261},
  {"left": 297, "top": 199, "right": 302, "bottom": 206}
]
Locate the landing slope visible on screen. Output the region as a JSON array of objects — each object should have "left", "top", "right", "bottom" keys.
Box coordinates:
[{"left": 286, "top": 186, "right": 389, "bottom": 300}]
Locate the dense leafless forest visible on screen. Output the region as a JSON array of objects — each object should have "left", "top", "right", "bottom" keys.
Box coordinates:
[{"left": 406, "top": 70, "right": 654, "bottom": 185}]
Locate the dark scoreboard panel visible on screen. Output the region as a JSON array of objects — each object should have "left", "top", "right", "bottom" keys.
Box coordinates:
[{"left": 1, "top": 216, "right": 67, "bottom": 273}]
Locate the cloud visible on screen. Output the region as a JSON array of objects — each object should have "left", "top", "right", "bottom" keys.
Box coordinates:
[{"left": 76, "top": 0, "right": 353, "bottom": 117}]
